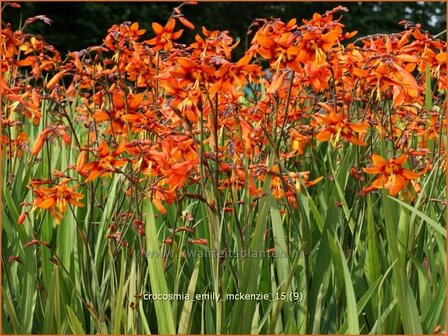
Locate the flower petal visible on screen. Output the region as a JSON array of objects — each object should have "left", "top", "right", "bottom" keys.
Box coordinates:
[
  {"left": 152, "top": 22, "right": 164, "bottom": 35},
  {"left": 371, "top": 154, "right": 387, "bottom": 167}
]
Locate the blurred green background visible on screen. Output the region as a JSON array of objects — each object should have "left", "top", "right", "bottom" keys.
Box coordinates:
[{"left": 2, "top": 1, "right": 446, "bottom": 58}]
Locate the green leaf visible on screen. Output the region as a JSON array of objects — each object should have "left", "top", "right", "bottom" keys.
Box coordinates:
[
  {"left": 388, "top": 196, "right": 445, "bottom": 238},
  {"left": 178, "top": 259, "right": 200, "bottom": 334},
  {"left": 327, "top": 234, "right": 360, "bottom": 334},
  {"left": 144, "top": 199, "right": 176, "bottom": 335},
  {"left": 229, "top": 155, "right": 273, "bottom": 334},
  {"left": 113, "top": 252, "right": 127, "bottom": 334},
  {"left": 66, "top": 305, "right": 86, "bottom": 335},
  {"left": 382, "top": 190, "right": 423, "bottom": 334},
  {"left": 3, "top": 289, "right": 19, "bottom": 333}
]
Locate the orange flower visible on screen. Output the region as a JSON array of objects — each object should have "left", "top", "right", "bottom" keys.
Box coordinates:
[
  {"left": 165, "top": 160, "right": 198, "bottom": 192},
  {"left": 265, "top": 165, "right": 322, "bottom": 205},
  {"left": 1, "top": 26, "right": 22, "bottom": 59},
  {"left": 31, "top": 179, "right": 84, "bottom": 224},
  {"left": 150, "top": 185, "right": 177, "bottom": 215},
  {"left": 7, "top": 89, "right": 43, "bottom": 125},
  {"left": 303, "top": 62, "right": 331, "bottom": 91},
  {"left": 289, "top": 129, "right": 311, "bottom": 155},
  {"left": 80, "top": 140, "right": 127, "bottom": 182},
  {"left": 313, "top": 103, "right": 368, "bottom": 146},
  {"left": 161, "top": 135, "right": 198, "bottom": 162},
  {"left": 363, "top": 154, "right": 420, "bottom": 196},
  {"left": 92, "top": 89, "right": 145, "bottom": 135},
  {"left": 1, "top": 132, "right": 28, "bottom": 158},
  {"left": 31, "top": 125, "right": 71, "bottom": 156},
  {"left": 190, "top": 27, "right": 238, "bottom": 60},
  {"left": 218, "top": 164, "right": 261, "bottom": 196},
  {"left": 103, "top": 22, "right": 146, "bottom": 51},
  {"left": 254, "top": 31, "right": 301, "bottom": 71},
  {"left": 297, "top": 7, "right": 354, "bottom": 64},
  {"left": 208, "top": 54, "right": 262, "bottom": 95},
  {"left": 144, "top": 18, "right": 183, "bottom": 51},
  {"left": 249, "top": 18, "right": 304, "bottom": 72}
]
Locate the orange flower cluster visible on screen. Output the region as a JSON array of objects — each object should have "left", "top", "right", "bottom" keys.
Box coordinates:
[{"left": 2, "top": 4, "right": 446, "bottom": 226}]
